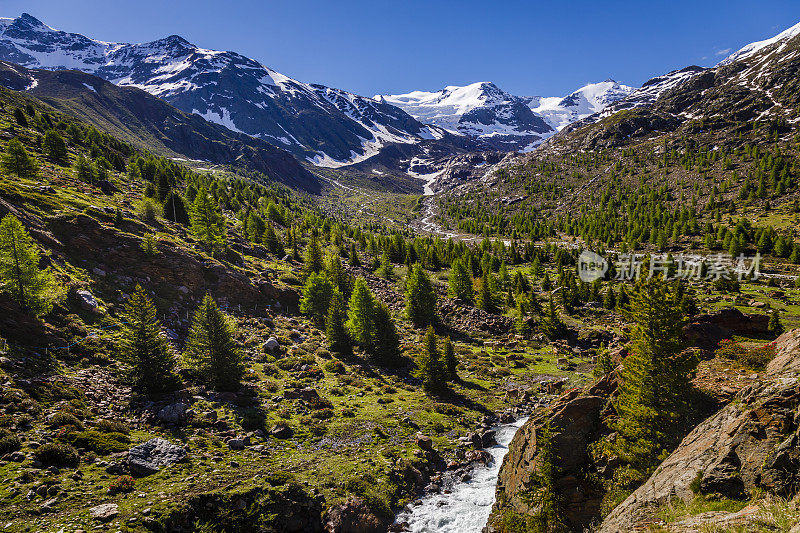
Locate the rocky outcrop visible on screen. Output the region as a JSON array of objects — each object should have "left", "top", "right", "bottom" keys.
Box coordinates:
[
  {"left": 684, "top": 308, "right": 771, "bottom": 350},
  {"left": 766, "top": 328, "right": 800, "bottom": 376},
  {"left": 599, "top": 329, "right": 800, "bottom": 532},
  {"left": 489, "top": 374, "right": 617, "bottom": 531}
]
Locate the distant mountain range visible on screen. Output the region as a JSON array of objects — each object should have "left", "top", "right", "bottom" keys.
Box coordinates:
[
  {"left": 0, "top": 13, "right": 638, "bottom": 165},
  {"left": 377, "top": 80, "right": 635, "bottom": 151}
]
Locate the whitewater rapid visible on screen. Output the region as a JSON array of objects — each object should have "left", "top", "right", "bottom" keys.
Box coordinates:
[{"left": 392, "top": 417, "right": 528, "bottom": 532}]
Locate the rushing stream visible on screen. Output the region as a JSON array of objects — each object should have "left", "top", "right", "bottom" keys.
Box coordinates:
[{"left": 392, "top": 417, "right": 528, "bottom": 532}]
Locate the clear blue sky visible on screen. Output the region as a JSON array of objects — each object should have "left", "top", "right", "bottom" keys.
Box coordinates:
[{"left": 6, "top": 0, "right": 800, "bottom": 97}]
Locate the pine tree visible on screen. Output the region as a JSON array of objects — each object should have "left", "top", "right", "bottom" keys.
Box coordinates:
[
  {"left": 476, "top": 268, "right": 498, "bottom": 313},
  {"left": 118, "top": 285, "right": 179, "bottom": 394},
  {"left": 140, "top": 233, "right": 158, "bottom": 256},
  {"left": 377, "top": 250, "right": 394, "bottom": 279},
  {"left": 190, "top": 188, "right": 226, "bottom": 252},
  {"left": 300, "top": 272, "right": 335, "bottom": 328},
  {"left": 162, "top": 191, "right": 190, "bottom": 225},
  {"left": 611, "top": 280, "right": 693, "bottom": 473},
  {"left": 405, "top": 263, "right": 436, "bottom": 327},
  {"left": 325, "top": 291, "right": 351, "bottom": 354},
  {"left": 448, "top": 258, "right": 473, "bottom": 301},
  {"left": 42, "top": 130, "right": 68, "bottom": 165},
  {"left": 371, "top": 301, "right": 401, "bottom": 366},
  {"left": 0, "top": 214, "right": 53, "bottom": 316},
  {"left": 520, "top": 420, "right": 564, "bottom": 532},
  {"left": 540, "top": 295, "right": 567, "bottom": 339},
  {"left": 303, "top": 235, "right": 323, "bottom": 277},
  {"left": 418, "top": 326, "right": 445, "bottom": 392},
  {"left": 262, "top": 221, "right": 284, "bottom": 256},
  {"left": 348, "top": 243, "right": 361, "bottom": 267},
  {"left": 183, "top": 295, "right": 243, "bottom": 390},
  {"left": 769, "top": 309, "right": 784, "bottom": 336},
  {"left": 74, "top": 154, "right": 93, "bottom": 183},
  {"left": 443, "top": 336, "right": 457, "bottom": 381},
  {"left": 603, "top": 284, "right": 616, "bottom": 310},
  {"left": 346, "top": 278, "right": 375, "bottom": 346},
  {"left": 1, "top": 138, "right": 37, "bottom": 179}
]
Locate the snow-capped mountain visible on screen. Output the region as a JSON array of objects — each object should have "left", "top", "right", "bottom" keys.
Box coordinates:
[
  {"left": 377, "top": 82, "right": 553, "bottom": 151},
  {"left": 379, "top": 79, "right": 634, "bottom": 151},
  {"left": 528, "top": 79, "right": 635, "bottom": 131},
  {"left": 718, "top": 20, "right": 800, "bottom": 66},
  {"left": 0, "top": 13, "right": 446, "bottom": 167}
]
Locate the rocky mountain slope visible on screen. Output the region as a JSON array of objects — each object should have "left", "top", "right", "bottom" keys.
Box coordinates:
[
  {"left": 0, "top": 61, "right": 320, "bottom": 190},
  {"left": 0, "top": 13, "right": 453, "bottom": 167}
]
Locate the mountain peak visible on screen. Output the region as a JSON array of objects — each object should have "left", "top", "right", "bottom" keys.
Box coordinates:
[
  {"left": 16, "top": 13, "right": 47, "bottom": 28},
  {"left": 718, "top": 20, "right": 800, "bottom": 66}
]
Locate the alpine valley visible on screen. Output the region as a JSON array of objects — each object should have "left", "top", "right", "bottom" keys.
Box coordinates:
[{"left": 0, "top": 9, "right": 799, "bottom": 533}]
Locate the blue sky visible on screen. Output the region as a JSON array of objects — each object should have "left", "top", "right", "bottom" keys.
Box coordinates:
[{"left": 5, "top": 0, "right": 800, "bottom": 97}]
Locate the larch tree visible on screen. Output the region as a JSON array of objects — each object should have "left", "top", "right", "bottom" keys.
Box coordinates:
[
  {"left": 405, "top": 263, "right": 436, "bottom": 328},
  {"left": 346, "top": 277, "right": 375, "bottom": 346},
  {"left": 447, "top": 258, "right": 473, "bottom": 301},
  {"left": 0, "top": 214, "right": 53, "bottom": 316},
  {"left": 1, "top": 138, "right": 38, "bottom": 179},
  {"left": 325, "top": 291, "right": 351, "bottom": 354},
  {"left": 190, "top": 188, "right": 226, "bottom": 252},
  {"left": 183, "top": 294, "right": 243, "bottom": 390},
  {"left": 611, "top": 280, "right": 694, "bottom": 474},
  {"left": 118, "top": 285, "right": 179, "bottom": 394}
]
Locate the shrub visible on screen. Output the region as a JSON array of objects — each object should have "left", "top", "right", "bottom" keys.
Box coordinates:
[
  {"left": 0, "top": 429, "right": 21, "bottom": 454},
  {"left": 108, "top": 475, "right": 135, "bottom": 494},
  {"left": 35, "top": 442, "right": 79, "bottom": 467},
  {"left": 323, "top": 360, "right": 346, "bottom": 374},
  {"left": 49, "top": 412, "right": 83, "bottom": 430},
  {"left": 67, "top": 430, "right": 130, "bottom": 455},
  {"left": 96, "top": 420, "right": 130, "bottom": 434},
  {"left": 137, "top": 199, "right": 159, "bottom": 224}
]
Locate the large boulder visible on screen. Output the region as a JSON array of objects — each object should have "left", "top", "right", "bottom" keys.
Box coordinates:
[
  {"left": 600, "top": 376, "right": 800, "bottom": 531},
  {"left": 90, "top": 503, "right": 119, "bottom": 522},
  {"left": 157, "top": 402, "right": 187, "bottom": 424},
  {"left": 128, "top": 438, "right": 187, "bottom": 476},
  {"left": 766, "top": 328, "right": 800, "bottom": 376},
  {"left": 491, "top": 390, "right": 606, "bottom": 531}
]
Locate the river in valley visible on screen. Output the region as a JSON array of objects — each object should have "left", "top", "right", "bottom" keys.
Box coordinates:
[{"left": 392, "top": 417, "right": 528, "bottom": 532}]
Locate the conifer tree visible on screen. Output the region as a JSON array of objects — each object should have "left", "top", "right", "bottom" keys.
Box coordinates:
[
  {"left": 1, "top": 138, "right": 37, "bottom": 179},
  {"left": 443, "top": 336, "right": 457, "bottom": 381},
  {"left": 377, "top": 250, "right": 394, "bottom": 279},
  {"left": 611, "top": 280, "right": 693, "bottom": 473},
  {"left": 262, "top": 221, "right": 284, "bottom": 256},
  {"left": 476, "top": 268, "right": 498, "bottom": 313},
  {"left": 405, "top": 263, "right": 436, "bottom": 327},
  {"left": 769, "top": 309, "right": 784, "bottom": 336},
  {"left": 162, "top": 191, "right": 190, "bottom": 225},
  {"left": 521, "top": 420, "right": 564, "bottom": 531},
  {"left": 42, "top": 129, "right": 68, "bottom": 165},
  {"left": 183, "top": 295, "right": 243, "bottom": 390},
  {"left": 346, "top": 278, "right": 375, "bottom": 346},
  {"left": 0, "top": 214, "right": 53, "bottom": 316},
  {"left": 540, "top": 294, "right": 567, "bottom": 339},
  {"left": 448, "top": 258, "right": 473, "bottom": 301},
  {"left": 325, "top": 291, "right": 351, "bottom": 354},
  {"left": 190, "top": 188, "right": 226, "bottom": 252},
  {"left": 303, "top": 235, "right": 324, "bottom": 277},
  {"left": 299, "top": 272, "right": 335, "bottom": 328},
  {"left": 371, "top": 301, "right": 401, "bottom": 366},
  {"left": 418, "top": 326, "right": 445, "bottom": 392},
  {"left": 118, "top": 285, "right": 179, "bottom": 394},
  {"left": 348, "top": 243, "right": 361, "bottom": 267},
  {"left": 74, "top": 154, "right": 93, "bottom": 183}
]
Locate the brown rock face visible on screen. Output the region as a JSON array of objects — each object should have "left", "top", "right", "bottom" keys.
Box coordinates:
[
  {"left": 490, "top": 390, "right": 607, "bottom": 531},
  {"left": 599, "top": 329, "right": 800, "bottom": 532},
  {"left": 766, "top": 328, "right": 800, "bottom": 376}
]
